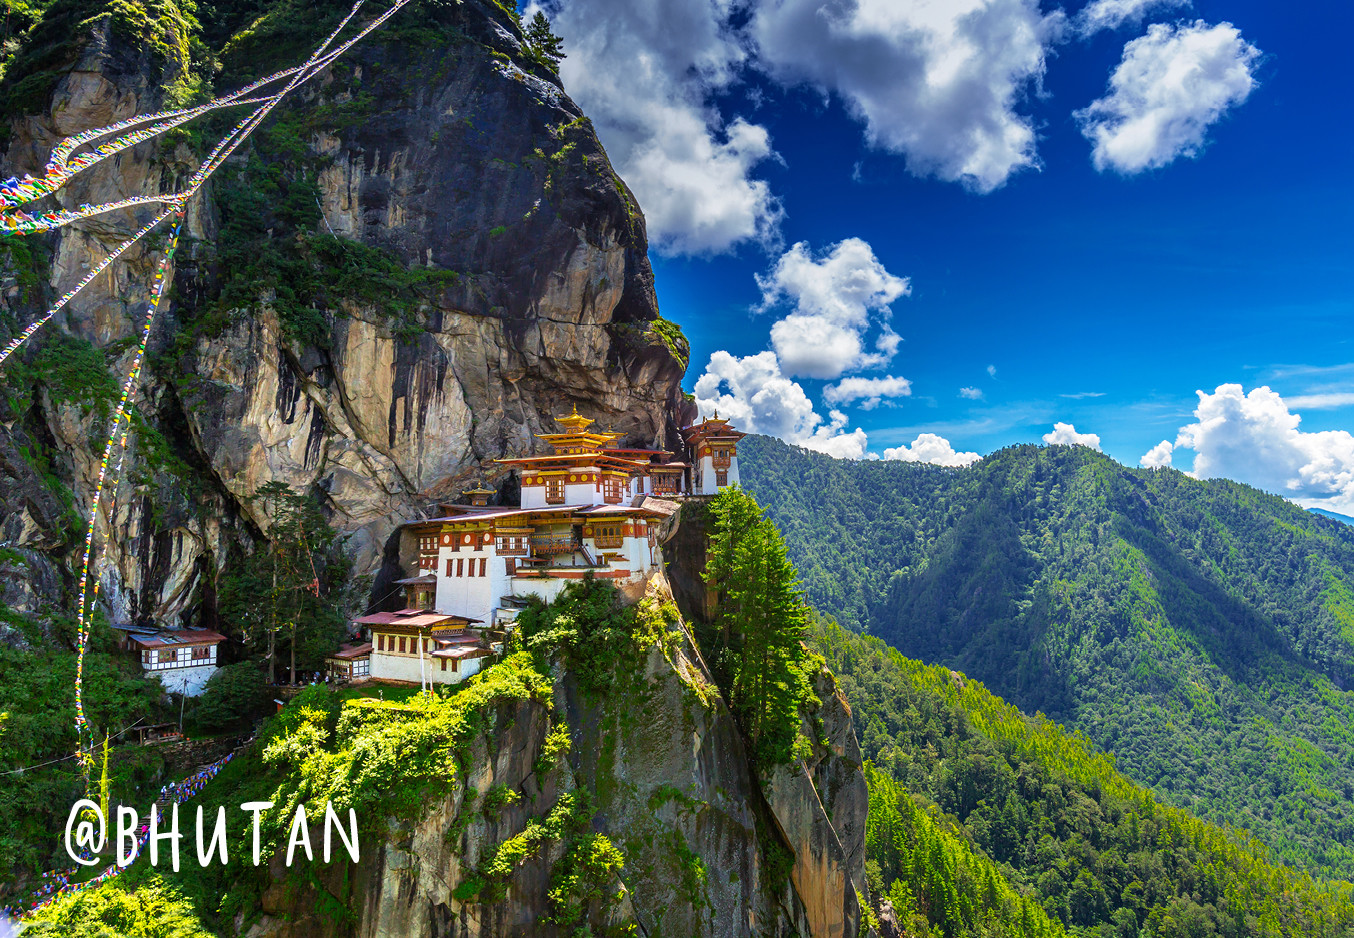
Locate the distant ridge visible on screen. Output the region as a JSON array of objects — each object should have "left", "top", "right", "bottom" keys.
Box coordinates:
[{"left": 1311, "top": 506, "right": 1354, "bottom": 525}]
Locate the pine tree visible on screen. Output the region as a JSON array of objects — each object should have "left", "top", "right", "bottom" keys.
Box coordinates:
[{"left": 525, "top": 11, "right": 565, "bottom": 71}]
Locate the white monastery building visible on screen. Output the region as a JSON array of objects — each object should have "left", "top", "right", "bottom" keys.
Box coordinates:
[
  {"left": 339, "top": 410, "right": 744, "bottom": 686},
  {"left": 113, "top": 627, "right": 225, "bottom": 696}
]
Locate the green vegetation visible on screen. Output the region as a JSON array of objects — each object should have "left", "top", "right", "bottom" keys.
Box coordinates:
[
  {"left": 741, "top": 434, "right": 1354, "bottom": 880},
  {"left": 523, "top": 9, "right": 565, "bottom": 73},
  {"left": 816, "top": 620, "right": 1354, "bottom": 936},
  {"left": 701, "top": 487, "right": 820, "bottom": 766},
  {"left": 0, "top": 612, "right": 167, "bottom": 887},
  {"left": 646, "top": 315, "right": 690, "bottom": 369},
  {"left": 867, "top": 764, "right": 1066, "bottom": 938},
  {"left": 189, "top": 661, "right": 266, "bottom": 731},
  {"left": 217, "top": 481, "right": 361, "bottom": 686},
  {"left": 25, "top": 873, "right": 214, "bottom": 937}
]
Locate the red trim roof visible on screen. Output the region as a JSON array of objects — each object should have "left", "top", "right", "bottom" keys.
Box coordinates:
[{"left": 328, "top": 642, "right": 372, "bottom": 660}]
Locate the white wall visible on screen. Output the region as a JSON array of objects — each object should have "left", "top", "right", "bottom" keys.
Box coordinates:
[
  {"left": 152, "top": 663, "right": 218, "bottom": 697},
  {"left": 695, "top": 456, "right": 740, "bottom": 494},
  {"left": 370, "top": 647, "right": 482, "bottom": 686},
  {"left": 435, "top": 540, "right": 510, "bottom": 623}
]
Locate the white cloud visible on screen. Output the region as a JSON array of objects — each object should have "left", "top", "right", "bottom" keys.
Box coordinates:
[
  {"left": 758, "top": 238, "right": 910, "bottom": 379},
  {"left": 750, "top": 0, "right": 1066, "bottom": 192},
  {"left": 1076, "top": 20, "right": 1261, "bottom": 174},
  {"left": 1060, "top": 391, "right": 1106, "bottom": 399},
  {"left": 959, "top": 387, "right": 984, "bottom": 400},
  {"left": 1141, "top": 439, "right": 1174, "bottom": 468},
  {"left": 1076, "top": 0, "right": 1188, "bottom": 36},
  {"left": 694, "top": 350, "right": 869, "bottom": 458},
  {"left": 883, "top": 433, "right": 981, "bottom": 468},
  {"left": 1043, "top": 422, "right": 1102, "bottom": 449},
  {"left": 823, "top": 375, "right": 913, "bottom": 410},
  {"left": 543, "top": 0, "right": 783, "bottom": 254},
  {"left": 1286, "top": 392, "right": 1354, "bottom": 411},
  {"left": 1170, "top": 384, "right": 1354, "bottom": 512},
  {"left": 987, "top": 364, "right": 998, "bottom": 378}
]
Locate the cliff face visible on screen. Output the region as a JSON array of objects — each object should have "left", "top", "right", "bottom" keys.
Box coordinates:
[
  {"left": 0, "top": 0, "right": 692, "bottom": 628},
  {"left": 245, "top": 576, "right": 867, "bottom": 938}
]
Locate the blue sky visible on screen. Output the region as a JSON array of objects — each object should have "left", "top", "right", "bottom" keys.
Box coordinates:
[{"left": 531, "top": 0, "right": 1354, "bottom": 511}]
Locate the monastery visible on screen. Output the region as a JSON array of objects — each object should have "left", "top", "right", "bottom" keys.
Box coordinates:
[{"left": 334, "top": 411, "right": 745, "bottom": 686}]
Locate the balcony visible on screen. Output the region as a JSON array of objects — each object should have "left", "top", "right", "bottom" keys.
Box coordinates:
[{"left": 532, "top": 534, "right": 581, "bottom": 555}]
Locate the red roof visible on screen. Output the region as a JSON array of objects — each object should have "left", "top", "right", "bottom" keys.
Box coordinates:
[
  {"left": 328, "top": 642, "right": 372, "bottom": 660},
  {"left": 118, "top": 628, "right": 226, "bottom": 650},
  {"left": 354, "top": 611, "right": 480, "bottom": 627}
]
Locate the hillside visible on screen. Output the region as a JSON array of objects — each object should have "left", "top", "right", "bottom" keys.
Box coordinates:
[
  {"left": 740, "top": 434, "right": 1354, "bottom": 879},
  {"left": 813, "top": 618, "right": 1354, "bottom": 937}
]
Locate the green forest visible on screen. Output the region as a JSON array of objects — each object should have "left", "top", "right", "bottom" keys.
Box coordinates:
[{"left": 740, "top": 434, "right": 1354, "bottom": 882}]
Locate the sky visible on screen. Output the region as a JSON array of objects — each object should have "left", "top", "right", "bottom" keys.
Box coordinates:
[{"left": 525, "top": 0, "right": 1354, "bottom": 514}]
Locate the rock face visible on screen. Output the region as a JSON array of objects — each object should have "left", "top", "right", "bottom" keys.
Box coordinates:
[
  {"left": 245, "top": 576, "right": 867, "bottom": 938},
  {"left": 0, "top": 0, "right": 692, "bottom": 628}
]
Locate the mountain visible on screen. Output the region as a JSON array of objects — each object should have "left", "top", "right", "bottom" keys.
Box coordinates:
[
  {"left": 1313, "top": 508, "right": 1354, "bottom": 526},
  {"left": 740, "top": 434, "right": 1354, "bottom": 880},
  {"left": 813, "top": 618, "right": 1354, "bottom": 937},
  {"left": 0, "top": 0, "right": 692, "bottom": 632}
]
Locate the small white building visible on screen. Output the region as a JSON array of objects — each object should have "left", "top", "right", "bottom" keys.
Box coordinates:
[
  {"left": 325, "top": 642, "right": 372, "bottom": 682},
  {"left": 354, "top": 609, "right": 492, "bottom": 686},
  {"left": 114, "top": 627, "right": 225, "bottom": 697},
  {"left": 682, "top": 416, "right": 744, "bottom": 495}
]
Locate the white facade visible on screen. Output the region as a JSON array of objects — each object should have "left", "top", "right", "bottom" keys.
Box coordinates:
[
  {"left": 369, "top": 637, "right": 485, "bottom": 686},
  {"left": 435, "top": 536, "right": 511, "bottom": 624},
  {"left": 152, "top": 662, "right": 219, "bottom": 697},
  {"left": 137, "top": 642, "right": 220, "bottom": 697},
  {"left": 693, "top": 454, "right": 740, "bottom": 495}
]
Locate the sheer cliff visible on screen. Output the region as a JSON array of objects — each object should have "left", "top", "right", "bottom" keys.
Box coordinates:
[{"left": 0, "top": 0, "right": 693, "bottom": 632}]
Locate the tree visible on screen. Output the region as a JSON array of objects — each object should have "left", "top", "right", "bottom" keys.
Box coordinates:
[
  {"left": 525, "top": 10, "right": 565, "bottom": 70},
  {"left": 218, "top": 483, "right": 356, "bottom": 685},
  {"left": 703, "top": 487, "right": 812, "bottom": 763}
]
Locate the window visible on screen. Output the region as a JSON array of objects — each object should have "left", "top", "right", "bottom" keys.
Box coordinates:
[
  {"left": 441, "top": 658, "right": 447, "bottom": 671},
  {"left": 158, "top": 648, "right": 176, "bottom": 664},
  {"left": 446, "top": 558, "right": 453, "bottom": 577},
  {"left": 505, "top": 558, "right": 517, "bottom": 576},
  {"left": 399, "top": 636, "right": 407, "bottom": 654},
  {"left": 468, "top": 559, "right": 477, "bottom": 578},
  {"left": 545, "top": 477, "right": 564, "bottom": 503},
  {"left": 378, "top": 634, "right": 385, "bottom": 651},
  {"left": 716, "top": 468, "right": 728, "bottom": 487},
  {"left": 457, "top": 558, "right": 464, "bottom": 577},
  {"left": 423, "top": 638, "right": 429, "bottom": 654},
  {"left": 450, "top": 534, "right": 460, "bottom": 552},
  {"left": 479, "top": 558, "right": 488, "bottom": 577},
  {"left": 603, "top": 477, "right": 621, "bottom": 503},
  {"left": 191, "top": 645, "right": 210, "bottom": 661},
  {"left": 594, "top": 524, "right": 624, "bottom": 549},
  {"left": 451, "top": 657, "right": 460, "bottom": 673}
]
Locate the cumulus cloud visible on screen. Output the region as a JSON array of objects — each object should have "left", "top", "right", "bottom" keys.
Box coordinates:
[
  {"left": 757, "top": 238, "right": 910, "bottom": 379},
  {"left": 542, "top": 0, "right": 782, "bottom": 254},
  {"left": 1043, "top": 422, "right": 1102, "bottom": 449},
  {"left": 750, "top": 0, "right": 1065, "bottom": 192},
  {"left": 694, "top": 350, "right": 869, "bottom": 458},
  {"left": 959, "top": 387, "right": 984, "bottom": 400},
  {"left": 823, "top": 375, "right": 913, "bottom": 410},
  {"left": 1169, "top": 384, "right": 1354, "bottom": 512},
  {"left": 1076, "top": 0, "right": 1188, "bottom": 35},
  {"left": 883, "top": 433, "right": 981, "bottom": 468},
  {"left": 1076, "top": 21, "right": 1261, "bottom": 174},
  {"left": 1141, "top": 439, "right": 1174, "bottom": 468}
]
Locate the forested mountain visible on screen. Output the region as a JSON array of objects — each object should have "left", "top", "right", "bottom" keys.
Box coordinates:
[
  {"left": 813, "top": 619, "right": 1354, "bottom": 937},
  {"left": 740, "top": 434, "right": 1354, "bottom": 880}
]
